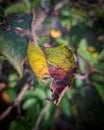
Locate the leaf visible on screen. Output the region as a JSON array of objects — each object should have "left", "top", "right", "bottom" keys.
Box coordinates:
[
  {"left": 61, "top": 7, "right": 71, "bottom": 16},
  {"left": 44, "top": 44, "right": 77, "bottom": 105},
  {"left": 22, "top": 98, "right": 37, "bottom": 110},
  {"left": 44, "top": 44, "right": 76, "bottom": 70},
  {"left": 33, "top": 87, "right": 46, "bottom": 100},
  {"left": 93, "top": 82, "right": 104, "bottom": 104},
  {"left": 0, "top": 14, "right": 32, "bottom": 76},
  {"left": 50, "top": 29, "right": 62, "bottom": 38},
  {"left": 1, "top": 92, "right": 11, "bottom": 103},
  {"left": 27, "top": 42, "right": 50, "bottom": 81},
  {"left": 60, "top": 97, "right": 71, "bottom": 116},
  {"left": 0, "top": 30, "right": 27, "bottom": 77},
  {"left": 5, "top": 3, "right": 27, "bottom": 16},
  {"left": 8, "top": 73, "right": 18, "bottom": 88},
  {"left": 9, "top": 117, "right": 31, "bottom": 130}
]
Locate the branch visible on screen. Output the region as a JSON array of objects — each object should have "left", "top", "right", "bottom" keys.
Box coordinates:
[
  {"left": 0, "top": 74, "right": 34, "bottom": 120},
  {"left": 33, "top": 103, "right": 50, "bottom": 130},
  {"left": 31, "top": 9, "right": 46, "bottom": 32},
  {"left": 54, "top": 0, "right": 69, "bottom": 12},
  {"left": 0, "top": 106, "right": 13, "bottom": 121}
]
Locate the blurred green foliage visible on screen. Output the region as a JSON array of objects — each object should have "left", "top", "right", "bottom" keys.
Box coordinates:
[{"left": 0, "top": 0, "right": 104, "bottom": 130}]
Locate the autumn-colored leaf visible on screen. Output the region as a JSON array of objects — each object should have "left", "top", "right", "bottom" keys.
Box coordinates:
[
  {"left": 1, "top": 92, "right": 10, "bottom": 103},
  {"left": 44, "top": 44, "right": 77, "bottom": 105},
  {"left": 50, "top": 29, "right": 62, "bottom": 38},
  {"left": 27, "top": 41, "right": 50, "bottom": 81}
]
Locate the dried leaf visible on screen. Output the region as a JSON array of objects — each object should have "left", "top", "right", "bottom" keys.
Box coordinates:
[{"left": 44, "top": 44, "right": 77, "bottom": 105}]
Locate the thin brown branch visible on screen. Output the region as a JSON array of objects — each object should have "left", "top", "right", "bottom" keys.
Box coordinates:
[
  {"left": 33, "top": 103, "right": 50, "bottom": 130},
  {"left": 54, "top": 0, "right": 69, "bottom": 11},
  {"left": 74, "top": 74, "right": 88, "bottom": 80},
  {"left": 0, "top": 74, "right": 34, "bottom": 120},
  {"left": 31, "top": 10, "right": 46, "bottom": 31},
  {"left": 0, "top": 106, "right": 13, "bottom": 120}
]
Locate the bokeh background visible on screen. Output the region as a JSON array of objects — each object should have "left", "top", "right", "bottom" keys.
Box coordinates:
[{"left": 0, "top": 0, "right": 104, "bottom": 130}]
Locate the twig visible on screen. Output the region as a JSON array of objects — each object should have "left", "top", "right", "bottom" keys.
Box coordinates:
[
  {"left": 15, "top": 9, "right": 46, "bottom": 43},
  {"left": 33, "top": 103, "right": 50, "bottom": 130},
  {"left": 0, "top": 106, "right": 13, "bottom": 120},
  {"left": 0, "top": 74, "right": 34, "bottom": 120},
  {"left": 74, "top": 74, "right": 88, "bottom": 80},
  {"left": 54, "top": 0, "right": 69, "bottom": 12},
  {"left": 31, "top": 9, "right": 46, "bottom": 32}
]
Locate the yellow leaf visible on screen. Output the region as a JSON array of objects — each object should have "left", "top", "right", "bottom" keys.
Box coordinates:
[
  {"left": 27, "top": 42, "right": 50, "bottom": 81},
  {"left": 92, "top": 52, "right": 99, "bottom": 58},
  {"left": 50, "top": 29, "right": 62, "bottom": 38}
]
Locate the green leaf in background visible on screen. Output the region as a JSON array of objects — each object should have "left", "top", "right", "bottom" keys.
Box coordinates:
[
  {"left": 61, "top": 7, "right": 71, "bottom": 16},
  {"left": 0, "top": 30, "right": 27, "bottom": 77},
  {"left": 5, "top": 3, "right": 27, "bottom": 16},
  {"left": 60, "top": 97, "right": 71, "bottom": 117},
  {"left": 95, "top": 50, "right": 104, "bottom": 71},
  {"left": 0, "top": 55, "right": 5, "bottom": 62},
  {"left": 0, "top": 14, "right": 32, "bottom": 76},
  {"left": 33, "top": 87, "right": 46, "bottom": 100},
  {"left": 98, "top": 49, "right": 104, "bottom": 62},
  {"left": 23, "top": 90, "right": 36, "bottom": 100},
  {"left": 55, "top": 38, "right": 69, "bottom": 45},
  {"left": 23, "top": 0, "right": 31, "bottom": 11},
  {"left": 8, "top": 73, "right": 19, "bottom": 88},
  {"left": 9, "top": 117, "right": 31, "bottom": 130},
  {"left": 93, "top": 82, "right": 104, "bottom": 104},
  {"left": 22, "top": 98, "right": 37, "bottom": 110}
]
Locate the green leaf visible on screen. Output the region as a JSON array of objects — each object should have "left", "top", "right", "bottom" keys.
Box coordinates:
[
  {"left": 9, "top": 120, "right": 25, "bottom": 130},
  {"left": 78, "top": 39, "right": 98, "bottom": 64},
  {"left": 61, "top": 7, "right": 71, "bottom": 16},
  {"left": 23, "top": 90, "right": 36, "bottom": 99},
  {"left": 38, "top": 36, "right": 47, "bottom": 45},
  {"left": 22, "top": 98, "right": 37, "bottom": 110},
  {"left": 44, "top": 44, "right": 76, "bottom": 69},
  {"left": 8, "top": 73, "right": 18, "bottom": 88},
  {"left": 55, "top": 38, "right": 69, "bottom": 45},
  {"left": 23, "top": 0, "right": 31, "bottom": 10},
  {"left": 0, "top": 14, "right": 32, "bottom": 76},
  {"left": 9, "top": 117, "right": 31, "bottom": 130},
  {"left": 0, "top": 55, "right": 5, "bottom": 62},
  {"left": 33, "top": 0, "right": 41, "bottom": 7},
  {"left": 0, "top": 30, "right": 27, "bottom": 77},
  {"left": 98, "top": 49, "right": 104, "bottom": 61},
  {"left": 33, "top": 87, "right": 46, "bottom": 100},
  {"left": 5, "top": 3, "right": 27, "bottom": 16},
  {"left": 93, "top": 82, "right": 104, "bottom": 104},
  {"left": 60, "top": 97, "right": 71, "bottom": 117}
]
